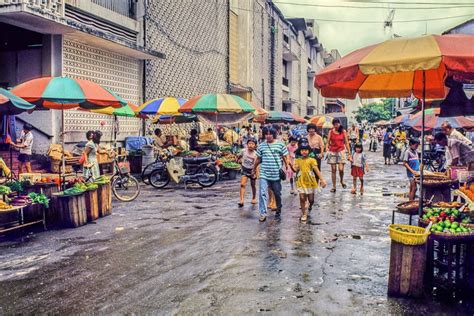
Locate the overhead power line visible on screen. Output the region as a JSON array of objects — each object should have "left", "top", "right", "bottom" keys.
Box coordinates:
[{"left": 309, "top": 13, "right": 473, "bottom": 23}]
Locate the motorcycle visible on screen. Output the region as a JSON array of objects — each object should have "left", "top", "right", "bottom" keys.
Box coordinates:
[{"left": 148, "top": 150, "right": 219, "bottom": 189}]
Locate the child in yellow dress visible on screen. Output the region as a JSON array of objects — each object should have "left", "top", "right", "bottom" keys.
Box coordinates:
[{"left": 291, "top": 143, "right": 327, "bottom": 222}]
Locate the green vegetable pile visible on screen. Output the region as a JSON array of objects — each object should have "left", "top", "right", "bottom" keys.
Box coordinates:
[
  {"left": 94, "top": 176, "right": 110, "bottom": 185},
  {"left": 5, "top": 181, "right": 25, "bottom": 193},
  {"left": 222, "top": 161, "right": 241, "bottom": 170},
  {"left": 28, "top": 192, "right": 50, "bottom": 208},
  {"left": 85, "top": 183, "right": 98, "bottom": 191},
  {"left": 0, "top": 185, "right": 12, "bottom": 195}
]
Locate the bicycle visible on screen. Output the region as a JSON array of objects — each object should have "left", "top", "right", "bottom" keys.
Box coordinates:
[{"left": 110, "top": 154, "right": 141, "bottom": 202}]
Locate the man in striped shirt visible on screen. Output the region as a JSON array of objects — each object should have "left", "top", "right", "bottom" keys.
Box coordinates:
[{"left": 252, "top": 126, "right": 290, "bottom": 222}]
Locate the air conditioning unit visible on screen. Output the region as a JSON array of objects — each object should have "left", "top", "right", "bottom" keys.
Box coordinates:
[{"left": 307, "top": 70, "right": 316, "bottom": 78}]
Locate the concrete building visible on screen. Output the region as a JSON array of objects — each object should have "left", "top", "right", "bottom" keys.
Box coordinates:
[
  {"left": 0, "top": 0, "right": 164, "bottom": 153},
  {"left": 227, "top": 1, "right": 328, "bottom": 118}
]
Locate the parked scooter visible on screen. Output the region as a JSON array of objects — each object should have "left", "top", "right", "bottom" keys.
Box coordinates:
[{"left": 148, "top": 150, "right": 219, "bottom": 189}]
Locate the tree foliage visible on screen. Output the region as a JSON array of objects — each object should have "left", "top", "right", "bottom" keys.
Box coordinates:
[{"left": 354, "top": 99, "right": 395, "bottom": 123}]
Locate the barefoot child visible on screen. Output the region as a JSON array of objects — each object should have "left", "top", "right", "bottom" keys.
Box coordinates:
[
  {"left": 351, "top": 143, "right": 369, "bottom": 195},
  {"left": 286, "top": 136, "right": 298, "bottom": 195},
  {"left": 291, "top": 143, "right": 327, "bottom": 222},
  {"left": 238, "top": 138, "right": 258, "bottom": 207}
]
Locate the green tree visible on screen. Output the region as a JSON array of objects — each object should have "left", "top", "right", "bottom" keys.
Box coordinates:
[{"left": 354, "top": 99, "right": 394, "bottom": 123}]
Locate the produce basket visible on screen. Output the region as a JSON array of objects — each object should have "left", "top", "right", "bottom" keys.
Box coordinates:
[{"left": 388, "top": 224, "right": 430, "bottom": 246}]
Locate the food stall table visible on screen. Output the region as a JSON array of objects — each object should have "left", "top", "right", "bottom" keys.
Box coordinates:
[{"left": 0, "top": 204, "right": 46, "bottom": 234}]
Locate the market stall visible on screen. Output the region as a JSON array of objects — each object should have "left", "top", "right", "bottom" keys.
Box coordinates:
[{"left": 314, "top": 33, "right": 474, "bottom": 299}]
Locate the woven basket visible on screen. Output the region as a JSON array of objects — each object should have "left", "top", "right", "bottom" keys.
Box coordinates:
[{"left": 388, "top": 224, "right": 430, "bottom": 246}]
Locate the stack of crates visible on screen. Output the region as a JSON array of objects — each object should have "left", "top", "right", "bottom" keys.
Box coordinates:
[{"left": 426, "top": 235, "right": 474, "bottom": 300}]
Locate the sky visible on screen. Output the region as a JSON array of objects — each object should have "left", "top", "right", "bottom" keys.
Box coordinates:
[{"left": 274, "top": 0, "right": 474, "bottom": 56}]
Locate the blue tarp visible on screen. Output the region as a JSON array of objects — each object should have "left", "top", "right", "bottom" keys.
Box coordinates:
[{"left": 125, "top": 136, "right": 153, "bottom": 152}]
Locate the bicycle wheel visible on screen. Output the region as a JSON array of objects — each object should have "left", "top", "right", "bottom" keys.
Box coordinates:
[
  {"left": 112, "top": 174, "right": 140, "bottom": 202},
  {"left": 149, "top": 168, "right": 170, "bottom": 189},
  {"left": 197, "top": 165, "right": 218, "bottom": 187},
  {"left": 141, "top": 161, "right": 161, "bottom": 184}
]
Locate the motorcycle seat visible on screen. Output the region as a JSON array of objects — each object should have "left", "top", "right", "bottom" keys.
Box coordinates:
[{"left": 183, "top": 156, "right": 210, "bottom": 164}]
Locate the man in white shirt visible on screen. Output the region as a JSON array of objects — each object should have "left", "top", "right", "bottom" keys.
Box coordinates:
[
  {"left": 441, "top": 121, "right": 472, "bottom": 144},
  {"left": 11, "top": 123, "right": 34, "bottom": 173}
]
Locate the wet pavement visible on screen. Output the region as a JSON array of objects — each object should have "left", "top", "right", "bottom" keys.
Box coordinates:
[{"left": 0, "top": 149, "right": 473, "bottom": 314}]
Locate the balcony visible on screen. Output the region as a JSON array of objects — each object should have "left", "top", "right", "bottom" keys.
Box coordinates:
[
  {"left": 90, "top": 0, "right": 135, "bottom": 18},
  {"left": 0, "top": 0, "right": 65, "bottom": 19}
]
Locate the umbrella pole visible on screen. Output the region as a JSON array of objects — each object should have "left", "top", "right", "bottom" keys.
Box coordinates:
[
  {"left": 61, "top": 109, "right": 66, "bottom": 191},
  {"left": 419, "top": 70, "right": 426, "bottom": 217}
]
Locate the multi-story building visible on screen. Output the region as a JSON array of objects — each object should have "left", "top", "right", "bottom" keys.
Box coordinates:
[
  {"left": 0, "top": 0, "right": 164, "bottom": 153},
  {"left": 227, "top": 1, "right": 328, "bottom": 118}
]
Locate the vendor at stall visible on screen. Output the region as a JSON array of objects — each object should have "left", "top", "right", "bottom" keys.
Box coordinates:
[
  {"left": 441, "top": 121, "right": 472, "bottom": 144},
  {"left": 189, "top": 129, "right": 202, "bottom": 152},
  {"left": 153, "top": 128, "right": 170, "bottom": 151},
  {"left": 10, "top": 123, "right": 34, "bottom": 173},
  {"left": 434, "top": 132, "right": 474, "bottom": 171}
]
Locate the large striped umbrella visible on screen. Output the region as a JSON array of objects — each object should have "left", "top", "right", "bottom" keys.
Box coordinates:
[
  {"left": 11, "top": 77, "right": 126, "bottom": 110},
  {"left": 138, "top": 97, "right": 187, "bottom": 116},
  {"left": 179, "top": 94, "right": 255, "bottom": 114},
  {"left": 265, "top": 111, "right": 306, "bottom": 124},
  {"left": 315, "top": 34, "right": 474, "bottom": 100},
  {"left": 0, "top": 88, "right": 35, "bottom": 114}
]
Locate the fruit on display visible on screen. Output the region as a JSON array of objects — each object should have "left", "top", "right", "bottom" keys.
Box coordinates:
[
  {"left": 85, "top": 183, "right": 98, "bottom": 191},
  {"left": 422, "top": 207, "right": 470, "bottom": 224},
  {"left": 394, "top": 227, "right": 418, "bottom": 233},
  {"left": 0, "top": 200, "right": 13, "bottom": 210},
  {"left": 460, "top": 184, "right": 474, "bottom": 201},
  {"left": 430, "top": 221, "right": 471, "bottom": 234}
]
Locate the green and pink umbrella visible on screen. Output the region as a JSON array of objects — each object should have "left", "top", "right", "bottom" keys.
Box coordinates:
[
  {"left": 179, "top": 94, "right": 255, "bottom": 114},
  {"left": 11, "top": 76, "right": 126, "bottom": 110},
  {"left": 0, "top": 88, "right": 35, "bottom": 114}
]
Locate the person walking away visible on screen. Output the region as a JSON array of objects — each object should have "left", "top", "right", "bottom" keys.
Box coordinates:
[
  {"left": 238, "top": 138, "right": 258, "bottom": 207},
  {"left": 286, "top": 136, "right": 298, "bottom": 195},
  {"left": 11, "top": 123, "right": 34, "bottom": 174},
  {"left": 383, "top": 127, "right": 394, "bottom": 165},
  {"left": 83, "top": 130, "right": 100, "bottom": 180},
  {"left": 252, "top": 126, "right": 290, "bottom": 222},
  {"left": 434, "top": 133, "right": 474, "bottom": 171},
  {"left": 290, "top": 143, "right": 327, "bottom": 222},
  {"left": 326, "top": 119, "right": 352, "bottom": 193},
  {"left": 403, "top": 138, "right": 421, "bottom": 201},
  {"left": 369, "top": 127, "right": 378, "bottom": 152},
  {"left": 306, "top": 124, "right": 325, "bottom": 174},
  {"left": 351, "top": 143, "right": 369, "bottom": 195},
  {"left": 348, "top": 124, "right": 359, "bottom": 153}
]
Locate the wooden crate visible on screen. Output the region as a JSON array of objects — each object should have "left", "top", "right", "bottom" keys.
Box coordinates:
[
  {"left": 388, "top": 241, "right": 427, "bottom": 298},
  {"left": 84, "top": 189, "right": 99, "bottom": 222},
  {"left": 56, "top": 194, "right": 87, "bottom": 228},
  {"left": 97, "top": 183, "right": 112, "bottom": 217}
]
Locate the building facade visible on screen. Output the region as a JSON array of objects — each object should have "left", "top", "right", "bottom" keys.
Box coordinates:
[{"left": 0, "top": 0, "right": 163, "bottom": 153}]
